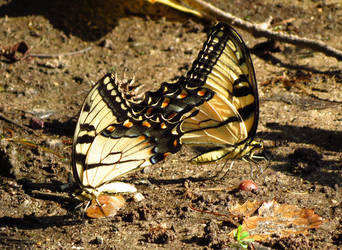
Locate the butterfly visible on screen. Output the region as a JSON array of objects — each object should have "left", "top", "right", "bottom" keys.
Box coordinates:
[
  {"left": 127, "top": 22, "right": 263, "bottom": 164},
  {"left": 71, "top": 22, "right": 263, "bottom": 216},
  {"left": 179, "top": 22, "right": 263, "bottom": 163},
  {"left": 71, "top": 73, "right": 182, "bottom": 205}
]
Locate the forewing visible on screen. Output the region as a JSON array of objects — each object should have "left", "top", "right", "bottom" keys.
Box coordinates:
[
  {"left": 72, "top": 73, "right": 181, "bottom": 190},
  {"left": 180, "top": 23, "right": 259, "bottom": 150}
]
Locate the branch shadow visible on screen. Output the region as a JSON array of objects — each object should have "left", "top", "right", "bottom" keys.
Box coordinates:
[
  {"left": 251, "top": 43, "right": 342, "bottom": 80},
  {"left": 0, "top": 214, "right": 82, "bottom": 230},
  {"left": 147, "top": 176, "right": 212, "bottom": 186},
  {"left": 43, "top": 117, "right": 76, "bottom": 137}
]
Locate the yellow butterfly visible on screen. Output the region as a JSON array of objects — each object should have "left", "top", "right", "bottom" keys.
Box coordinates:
[
  {"left": 179, "top": 22, "right": 262, "bottom": 163},
  {"left": 72, "top": 73, "right": 181, "bottom": 202},
  {"left": 128, "top": 22, "right": 263, "bottom": 164},
  {"left": 71, "top": 22, "right": 263, "bottom": 215}
]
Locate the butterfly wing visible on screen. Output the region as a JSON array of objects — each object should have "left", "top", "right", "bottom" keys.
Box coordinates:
[
  {"left": 178, "top": 22, "right": 260, "bottom": 163},
  {"left": 72, "top": 73, "right": 180, "bottom": 196},
  {"left": 124, "top": 22, "right": 260, "bottom": 163},
  {"left": 127, "top": 77, "right": 214, "bottom": 124}
]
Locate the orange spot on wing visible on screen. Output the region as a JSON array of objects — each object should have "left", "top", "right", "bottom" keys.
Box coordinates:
[
  {"left": 197, "top": 89, "right": 206, "bottom": 96},
  {"left": 173, "top": 139, "right": 178, "bottom": 147},
  {"left": 163, "top": 152, "right": 171, "bottom": 157},
  {"left": 177, "top": 92, "right": 188, "bottom": 99},
  {"left": 138, "top": 135, "right": 146, "bottom": 142},
  {"left": 160, "top": 122, "right": 167, "bottom": 129},
  {"left": 142, "top": 120, "right": 151, "bottom": 128},
  {"left": 161, "top": 98, "right": 170, "bottom": 108},
  {"left": 123, "top": 120, "right": 133, "bottom": 128},
  {"left": 106, "top": 125, "right": 115, "bottom": 133}
]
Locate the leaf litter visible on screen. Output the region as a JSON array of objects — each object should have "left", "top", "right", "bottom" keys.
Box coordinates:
[{"left": 228, "top": 199, "right": 326, "bottom": 242}]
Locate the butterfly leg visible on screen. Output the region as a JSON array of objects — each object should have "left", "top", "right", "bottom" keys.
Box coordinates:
[{"left": 215, "top": 159, "right": 234, "bottom": 181}]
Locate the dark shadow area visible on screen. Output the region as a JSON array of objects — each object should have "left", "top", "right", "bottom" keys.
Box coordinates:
[
  {"left": 261, "top": 146, "right": 341, "bottom": 188},
  {"left": 182, "top": 236, "right": 211, "bottom": 247},
  {"left": 0, "top": 0, "right": 196, "bottom": 41},
  {"left": 0, "top": 214, "right": 82, "bottom": 230},
  {"left": 263, "top": 123, "right": 342, "bottom": 152},
  {"left": 0, "top": 149, "right": 14, "bottom": 178},
  {"left": 43, "top": 118, "right": 76, "bottom": 137},
  {"left": 17, "top": 177, "right": 81, "bottom": 212},
  {"left": 18, "top": 177, "right": 70, "bottom": 193},
  {"left": 256, "top": 124, "right": 342, "bottom": 187}
]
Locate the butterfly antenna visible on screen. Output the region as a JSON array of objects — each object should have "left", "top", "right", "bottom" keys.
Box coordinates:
[
  {"left": 73, "top": 199, "right": 90, "bottom": 219},
  {"left": 253, "top": 149, "right": 270, "bottom": 176}
]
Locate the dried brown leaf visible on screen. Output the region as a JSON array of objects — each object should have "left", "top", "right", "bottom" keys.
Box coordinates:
[
  {"left": 146, "top": 0, "right": 202, "bottom": 17},
  {"left": 229, "top": 200, "right": 262, "bottom": 217},
  {"left": 86, "top": 195, "right": 126, "bottom": 218},
  {"left": 229, "top": 200, "right": 326, "bottom": 242}
]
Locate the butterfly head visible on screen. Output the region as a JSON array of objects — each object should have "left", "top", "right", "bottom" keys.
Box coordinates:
[{"left": 244, "top": 139, "right": 265, "bottom": 162}]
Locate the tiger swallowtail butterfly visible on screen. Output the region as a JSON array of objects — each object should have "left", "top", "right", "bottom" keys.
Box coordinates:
[{"left": 127, "top": 22, "right": 263, "bottom": 164}]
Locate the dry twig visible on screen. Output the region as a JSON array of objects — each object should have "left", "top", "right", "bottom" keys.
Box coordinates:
[
  {"left": 0, "top": 41, "right": 92, "bottom": 62},
  {"left": 29, "top": 46, "right": 92, "bottom": 58},
  {"left": 183, "top": 0, "right": 342, "bottom": 61}
]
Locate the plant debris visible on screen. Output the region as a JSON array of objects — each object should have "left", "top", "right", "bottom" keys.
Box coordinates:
[
  {"left": 86, "top": 195, "right": 126, "bottom": 218},
  {"left": 228, "top": 200, "right": 326, "bottom": 242}
]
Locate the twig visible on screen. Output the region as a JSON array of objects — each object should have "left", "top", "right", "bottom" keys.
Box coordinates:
[
  {"left": 184, "top": 0, "right": 342, "bottom": 61},
  {"left": 188, "top": 204, "right": 240, "bottom": 226},
  {"left": 0, "top": 112, "right": 37, "bottom": 135},
  {"left": 29, "top": 46, "right": 92, "bottom": 58}
]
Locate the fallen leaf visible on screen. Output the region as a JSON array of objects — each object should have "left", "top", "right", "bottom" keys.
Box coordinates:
[
  {"left": 146, "top": 0, "right": 202, "bottom": 17},
  {"left": 86, "top": 195, "right": 126, "bottom": 218},
  {"left": 229, "top": 200, "right": 262, "bottom": 217},
  {"left": 229, "top": 199, "right": 326, "bottom": 242}
]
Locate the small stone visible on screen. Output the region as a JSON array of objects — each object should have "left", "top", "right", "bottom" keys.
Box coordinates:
[
  {"left": 98, "top": 39, "right": 114, "bottom": 49},
  {"left": 133, "top": 192, "right": 145, "bottom": 202}
]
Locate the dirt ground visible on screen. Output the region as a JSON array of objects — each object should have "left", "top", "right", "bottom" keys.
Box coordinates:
[{"left": 0, "top": 0, "right": 341, "bottom": 249}]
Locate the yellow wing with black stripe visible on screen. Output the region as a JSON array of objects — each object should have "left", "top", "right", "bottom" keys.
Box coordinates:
[
  {"left": 179, "top": 22, "right": 262, "bottom": 163},
  {"left": 125, "top": 22, "right": 262, "bottom": 164},
  {"left": 72, "top": 73, "right": 181, "bottom": 199}
]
